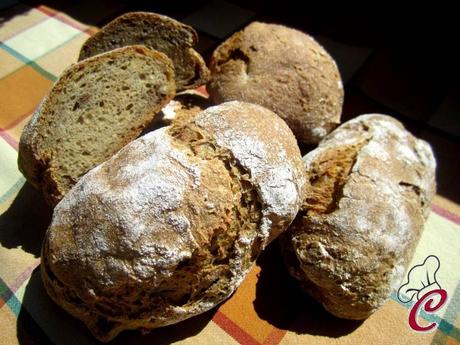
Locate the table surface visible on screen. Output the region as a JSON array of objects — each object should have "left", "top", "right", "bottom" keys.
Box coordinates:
[{"left": 0, "top": 4, "right": 459, "bottom": 345}]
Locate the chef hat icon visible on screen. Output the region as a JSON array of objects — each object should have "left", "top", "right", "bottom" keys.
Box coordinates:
[{"left": 397, "top": 255, "right": 442, "bottom": 303}]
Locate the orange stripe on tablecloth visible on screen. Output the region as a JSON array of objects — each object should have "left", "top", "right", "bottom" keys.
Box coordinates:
[
  {"left": 432, "top": 204, "right": 460, "bottom": 226},
  {"left": 0, "top": 128, "right": 19, "bottom": 151},
  {"left": 213, "top": 311, "right": 261, "bottom": 345},
  {"left": 263, "top": 328, "right": 287, "bottom": 345}
]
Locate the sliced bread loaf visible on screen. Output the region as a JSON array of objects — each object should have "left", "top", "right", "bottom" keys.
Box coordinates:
[
  {"left": 79, "top": 12, "right": 210, "bottom": 91},
  {"left": 18, "top": 45, "right": 176, "bottom": 206}
]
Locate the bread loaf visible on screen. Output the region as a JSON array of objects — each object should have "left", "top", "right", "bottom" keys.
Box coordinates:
[
  {"left": 18, "top": 45, "right": 175, "bottom": 206},
  {"left": 41, "top": 101, "right": 306, "bottom": 341},
  {"left": 208, "top": 22, "right": 343, "bottom": 144},
  {"left": 79, "top": 12, "right": 210, "bottom": 91},
  {"left": 279, "top": 114, "right": 436, "bottom": 319}
]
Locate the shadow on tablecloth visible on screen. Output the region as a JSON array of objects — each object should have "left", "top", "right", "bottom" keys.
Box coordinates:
[
  {"left": 0, "top": 182, "right": 52, "bottom": 257},
  {"left": 254, "top": 240, "right": 363, "bottom": 337}
]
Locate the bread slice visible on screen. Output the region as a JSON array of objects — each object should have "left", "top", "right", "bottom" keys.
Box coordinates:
[
  {"left": 79, "top": 12, "right": 210, "bottom": 91},
  {"left": 18, "top": 45, "right": 176, "bottom": 206}
]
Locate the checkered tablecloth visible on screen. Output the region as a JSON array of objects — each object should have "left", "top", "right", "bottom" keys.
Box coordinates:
[{"left": 0, "top": 5, "right": 459, "bottom": 345}]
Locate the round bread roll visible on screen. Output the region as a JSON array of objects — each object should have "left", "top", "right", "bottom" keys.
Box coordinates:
[
  {"left": 279, "top": 114, "right": 436, "bottom": 320},
  {"left": 207, "top": 22, "right": 344, "bottom": 144},
  {"left": 41, "top": 101, "right": 306, "bottom": 342}
]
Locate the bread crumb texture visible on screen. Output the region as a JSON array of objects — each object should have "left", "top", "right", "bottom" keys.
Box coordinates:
[
  {"left": 280, "top": 114, "right": 436, "bottom": 320},
  {"left": 18, "top": 46, "right": 175, "bottom": 206},
  {"left": 41, "top": 102, "right": 305, "bottom": 341}
]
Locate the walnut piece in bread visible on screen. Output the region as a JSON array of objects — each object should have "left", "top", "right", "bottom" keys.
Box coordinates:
[
  {"left": 79, "top": 12, "right": 210, "bottom": 91},
  {"left": 18, "top": 45, "right": 175, "bottom": 206},
  {"left": 208, "top": 22, "right": 344, "bottom": 144},
  {"left": 41, "top": 101, "right": 306, "bottom": 341},
  {"left": 280, "top": 114, "right": 436, "bottom": 320}
]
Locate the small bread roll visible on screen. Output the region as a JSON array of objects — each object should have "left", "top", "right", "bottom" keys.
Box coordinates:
[
  {"left": 280, "top": 114, "right": 436, "bottom": 319},
  {"left": 41, "top": 101, "right": 306, "bottom": 341},
  {"left": 208, "top": 22, "right": 344, "bottom": 144}
]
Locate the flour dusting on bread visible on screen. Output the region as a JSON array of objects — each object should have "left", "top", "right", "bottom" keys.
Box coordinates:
[
  {"left": 281, "top": 113, "right": 436, "bottom": 320},
  {"left": 194, "top": 101, "right": 306, "bottom": 241}
]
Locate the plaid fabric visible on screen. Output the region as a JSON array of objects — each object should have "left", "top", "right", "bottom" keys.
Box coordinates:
[{"left": 0, "top": 5, "right": 459, "bottom": 345}]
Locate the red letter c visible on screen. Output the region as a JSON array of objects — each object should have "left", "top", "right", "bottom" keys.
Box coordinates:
[{"left": 409, "top": 289, "right": 448, "bottom": 332}]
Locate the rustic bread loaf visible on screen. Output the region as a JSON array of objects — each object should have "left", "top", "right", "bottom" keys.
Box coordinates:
[
  {"left": 279, "top": 114, "right": 436, "bottom": 320},
  {"left": 41, "top": 101, "right": 306, "bottom": 342},
  {"left": 18, "top": 45, "right": 175, "bottom": 206},
  {"left": 79, "top": 12, "right": 210, "bottom": 91},
  {"left": 208, "top": 22, "right": 344, "bottom": 144}
]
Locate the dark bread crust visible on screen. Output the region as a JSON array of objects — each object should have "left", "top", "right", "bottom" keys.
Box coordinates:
[
  {"left": 79, "top": 12, "right": 210, "bottom": 91},
  {"left": 280, "top": 114, "right": 436, "bottom": 319},
  {"left": 208, "top": 22, "right": 344, "bottom": 144}
]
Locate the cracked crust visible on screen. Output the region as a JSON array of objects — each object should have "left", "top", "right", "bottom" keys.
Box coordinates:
[
  {"left": 79, "top": 12, "right": 210, "bottom": 91},
  {"left": 41, "top": 102, "right": 306, "bottom": 341},
  {"left": 208, "top": 22, "right": 344, "bottom": 144},
  {"left": 280, "top": 114, "right": 436, "bottom": 319}
]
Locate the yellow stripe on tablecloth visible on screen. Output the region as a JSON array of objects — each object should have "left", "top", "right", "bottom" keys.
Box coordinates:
[
  {"left": 34, "top": 32, "right": 90, "bottom": 77},
  {"left": 0, "top": 49, "right": 23, "bottom": 80},
  {"left": 3, "top": 17, "right": 82, "bottom": 62},
  {"left": 0, "top": 304, "right": 21, "bottom": 345},
  {"left": 0, "top": 6, "right": 48, "bottom": 42},
  {"left": 0, "top": 247, "right": 36, "bottom": 290},
  {"left": 0, "top": 138, "right": 22, "bottom": 197}
]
